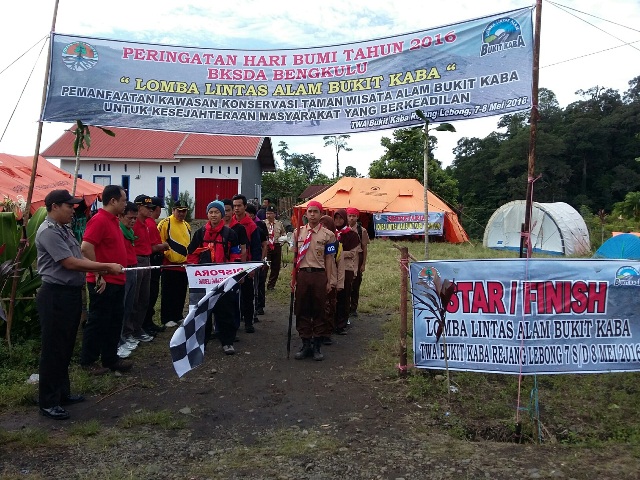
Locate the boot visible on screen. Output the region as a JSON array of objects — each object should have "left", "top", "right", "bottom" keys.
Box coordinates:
[
  {"left": 294, "top": 339, "right": 312, "bottom": 360},
  {"left": 313, "top": 337, "right": 324, "bottom": 361}
]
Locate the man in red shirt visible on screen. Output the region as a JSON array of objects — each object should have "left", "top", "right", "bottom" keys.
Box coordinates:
[{"left": 80, "top": 185, "right": 131, "bottom": 374}]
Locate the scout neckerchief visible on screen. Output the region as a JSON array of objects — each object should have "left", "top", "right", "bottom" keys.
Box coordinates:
[
  {"left": 295, "top": 224, "right": 315, "bottom": 271},
  {"left": 267, "top": 221, "right": 275, "bottom": 250}
]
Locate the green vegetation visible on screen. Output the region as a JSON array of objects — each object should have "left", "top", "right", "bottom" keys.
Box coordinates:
[{"left": 118, "top": 409, "right": 186, "bottom": 430}]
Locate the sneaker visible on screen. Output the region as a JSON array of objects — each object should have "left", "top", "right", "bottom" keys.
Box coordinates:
[
  {"left": 346, "top": 319, "right": 351, "bottom": 326},
  {"left": 124, "top": 336, "right": 140, "bottom": 346},
  {"left": 165, "top": 321, "right": 178, "bottom": 327},
  {"left": 121, "top": 340, "right": 138, "bottom": 351},
  {"left": 108, "top": 359, "right": 133, "bottom": 373},
  {"left": 245, "top": 325, "right": 255, "bottom": 334},
  {"left": 223, "top": 345, "right": 235, "bottom": 355},
  {"left": 117, "top": 346, "right": 132, "bottom": 358},
  {"left": 134, "top": 333, "right": 154, "bottom": 343},
  {"left": 81, "top": 363, "right": 110, "bottom": 376}
]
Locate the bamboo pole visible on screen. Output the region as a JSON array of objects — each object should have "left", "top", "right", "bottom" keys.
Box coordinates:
[
  {"left": 521, "top": 0, "right": 542, "bottom": 260},
  {"left": 5, "top": 0, "right": 60, "bottom": 348}
]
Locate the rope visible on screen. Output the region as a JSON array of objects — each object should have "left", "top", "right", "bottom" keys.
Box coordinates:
[
  {"left": 0, "top": 37, "right": 48, "bottom": 144},
  {"left": 0, "top": 35, "right": 48, "bottom": 77}
]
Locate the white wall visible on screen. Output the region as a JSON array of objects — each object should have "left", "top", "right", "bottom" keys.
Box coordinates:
[{"left": 60, "top": 157, "right": 244, "bottom": 217}]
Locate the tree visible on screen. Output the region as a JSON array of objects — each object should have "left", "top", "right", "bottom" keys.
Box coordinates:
[
  {"left": 613, "top": 191, "right": 640, "bottom": 221},
  {"left": 323, "top": 135, "right": 352, "bottom": 178},
  {"left": 369, "top": 128, "right": 459, "bottom": 205},
  {"left": 343, "top": 166, "right": 360, "bottom": 177},
  {"left": 276, "top": 141, "right": 321, "bottom": 182}
]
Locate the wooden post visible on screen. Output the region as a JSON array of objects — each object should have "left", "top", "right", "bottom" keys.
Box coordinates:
[{"left": 398, "top": 246, "right": 409, "bottom": 377}]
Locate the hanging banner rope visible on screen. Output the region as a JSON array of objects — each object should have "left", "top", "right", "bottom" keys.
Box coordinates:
[{"left": 42, "top": 7, "right": 533, "bottom": 135}]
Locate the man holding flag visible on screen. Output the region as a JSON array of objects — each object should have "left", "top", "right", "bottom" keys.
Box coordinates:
[{"left": 291, "top": 201, "right": 336, "bottom": 361}]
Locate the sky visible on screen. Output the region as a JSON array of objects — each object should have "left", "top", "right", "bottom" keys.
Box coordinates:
[{"left": 1, "top": 0, "right": 639, "bottom": 178}]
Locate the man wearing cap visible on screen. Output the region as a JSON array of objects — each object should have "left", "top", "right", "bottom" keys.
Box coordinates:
[
  {"left": 143, "top": 196, "right": 167, "bottom": 334},
  {"left": 347, "top": 207, "right": 369, "bottom": 318},
  {"left": 265, "top": 205, "right": 286, "bottom": 290},
  {"left": 292, "top": 200, "right": 336, "bottom": 361},
  {"left": 123, "top": 195, "right": 169, "bottom": 344},
  {"left": 35, "top": 189, "right": 124, "bottom": 420},
  {"left": 157, "top": 201, "right": 191, "bottom": 327},
  {"left": 80, "top": 185, "right": 132, "bottom": 375}
]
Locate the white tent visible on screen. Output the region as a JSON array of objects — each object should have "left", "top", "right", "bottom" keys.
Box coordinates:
[{"left": 483, "top": 201, "right": 591, "bottom": 256}]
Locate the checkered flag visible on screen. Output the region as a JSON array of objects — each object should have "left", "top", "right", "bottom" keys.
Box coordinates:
[{"left": 170, "top": 264, "right": 260, "bottom": 377}]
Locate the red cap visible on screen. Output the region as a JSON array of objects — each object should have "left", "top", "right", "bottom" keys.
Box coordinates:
[
  {"left": 307, "top": 200, "right": 323, "bottom": 211},
  {"left": 346, "top": 207, "right": 359, "bottom": 216}
]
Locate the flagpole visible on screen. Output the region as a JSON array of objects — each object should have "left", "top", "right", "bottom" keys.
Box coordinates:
[{"left": 5, "top": 0, "right": 60, "bottom": 348}]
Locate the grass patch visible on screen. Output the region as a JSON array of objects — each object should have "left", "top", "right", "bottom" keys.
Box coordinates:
[
  {"left": 0, "top": 427, "right": 49, "bottom": 449},
  {"left": 195, "top": 427, "right": 342, "bottom": 476},
  {"left": 69, "top": 419, "right": 102, "bottom": 438},
  {"left": 118, "top": 409, "right": 186, "bottom": 430}
]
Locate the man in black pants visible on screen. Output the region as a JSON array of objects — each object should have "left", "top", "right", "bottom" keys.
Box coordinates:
[{"left": 36, "top": 189, "right": 123, "bottom": 420}]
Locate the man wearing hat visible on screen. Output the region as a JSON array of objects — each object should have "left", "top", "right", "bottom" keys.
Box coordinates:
[
  {"left": 123, "top": 195, "right": 169, "bottom": 343},
  {"left": 347, "top": 207, "right": 369, "bottom": 318},
  {"left": 157, "top": 201, "right": 191, "bottom": 327},
  {"left": 291, "top": 200, "right": 336, "bottom": 361},
  {"left": 143, "top": 196, "right": 168, "bottom": 334},
  {"left": 264, "top": 205, "right": 286, "bottom": 290},
  {"left": 35, "top": 189, "right": 124, "bottom": 420}
]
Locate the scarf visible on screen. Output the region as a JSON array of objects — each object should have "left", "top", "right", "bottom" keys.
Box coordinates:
[
  {"left": 189, "top": 221, "right": 227, "bottom": 264},
  {"left": 295, "top": 225, "right": 314, "bottom": 271},
  {"left": 231, "top": 214, "right": 257, "bottom": 259},
  {"left": 120, "top": 223, "right": 137, "bottom": 246}
]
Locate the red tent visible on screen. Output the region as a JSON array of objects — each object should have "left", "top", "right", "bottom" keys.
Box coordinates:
[{"left": 0, "top": 153, "right": 103, "bottom": 214}]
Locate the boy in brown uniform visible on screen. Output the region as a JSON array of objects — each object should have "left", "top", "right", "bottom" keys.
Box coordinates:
[{"left": 291, "top": 201, "right": 336, "bottom": 361}]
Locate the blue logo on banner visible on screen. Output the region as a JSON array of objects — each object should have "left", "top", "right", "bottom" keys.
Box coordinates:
[
  {"left": 480, "top": 17, "right": 525, "bottom": 56},
  {"left": 325, "top": 243, "right": 337, "bottom": 255},
  {"left": 614, "top": 266, "right": 640, "bottom": 286},
  {"left": 62, "top": 41, "right": 99, "bottom": 71}
]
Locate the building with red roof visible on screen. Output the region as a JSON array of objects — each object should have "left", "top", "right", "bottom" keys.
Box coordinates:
[{"left": 42, "top": 127, "right": 275, "bottom": 218}]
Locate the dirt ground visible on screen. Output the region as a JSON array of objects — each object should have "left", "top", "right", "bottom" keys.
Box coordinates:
[{"left": 1, "top": 295, "right": 640, "bottom": 479}]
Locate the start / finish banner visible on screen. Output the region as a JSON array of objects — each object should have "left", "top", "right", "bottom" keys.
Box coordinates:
[
  {"left": 42, "top": 8, "right": 533, "bottom": 135},
  {"left": 374, "top": 212, "right": 444, "bottom": 237},
  {"left": 410, "top": 259, "right": 640, "bottom": 375}
]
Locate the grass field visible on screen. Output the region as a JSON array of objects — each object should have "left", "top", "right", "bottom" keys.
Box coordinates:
[{"left": 2, "top": 239, "right": 639, "bottom": 449}]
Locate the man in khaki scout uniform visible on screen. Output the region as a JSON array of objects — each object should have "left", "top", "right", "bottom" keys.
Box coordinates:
[
  {"left": 291, "top": 201, "right": 336, "bottom": 361},
  {"left": 265, "top": 205, "right": 286, "bottom": 290}
]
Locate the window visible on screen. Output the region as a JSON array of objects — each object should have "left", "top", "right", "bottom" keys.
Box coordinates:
[
  {"left": 122, "top": 175, "right": 130, "bottom": 199},
  {"left": 159, "top": 165, "right": 163, "bottom": 173},
  {"left": 171, "top": 177, "right": 179, "bottom": 201},
  {"left": 201, "top": 166, "right": 205, "bottom": 174},
  {"left": 235, "top": 166, "right": 238, "bottom": 174},
  {"left": 93, "top": 163, "right": 97, "bottom": 171},
  {"left": 210, "top": 166, "right": 213, "bottom": 174},
  {"left": 227, "top": 166, "right": 230, "bottom": 174},
  {"left": 124, "top": 164, "right": 128, "bottom": 172},
  {"left": 219, "top": 166, "right": 222, "bottom": 174},
  {"left": 173, "top": 166, "right": 177, "bottom": 173},
  {"left": 157, "top": 177, "right": 166, "bottom": 200},
  {"left": 77, "top": 174, "right": 82, "bottom": 179},
  {"left": 107, "top": 164, "right": 111, "bottom": 172}
]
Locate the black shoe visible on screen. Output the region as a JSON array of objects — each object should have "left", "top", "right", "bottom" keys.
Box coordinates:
[
  {"left": 256, "top": 308, "right": 265, "bottom": 315},
  {"left": 40, "top": 406, "right": 70, "bottom": 420},
  {"left": 108, "top": 359, "right": 133, "bottom": 373},
  {"left": 336, "top": 328, "right": 347, "bottom": 335},
  {"left": 322, "top": 336, "right": 333, "bottom": 345},
  {"left": 61, "top": 394, "right": 85, "bottom": 405},
  {"left": 253, "top": 317, "right": 261, "bottom": 323},
  {"left": 245, "top": 325, "right": 255, "bottom": 333}
]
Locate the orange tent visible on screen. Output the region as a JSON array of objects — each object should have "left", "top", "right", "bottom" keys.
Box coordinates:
[
  {"left": 294, "top": 177, "right": 469, "bottom": 243},
  {"left": 0, "top": 154, "right": 103, "bottom": 214}
]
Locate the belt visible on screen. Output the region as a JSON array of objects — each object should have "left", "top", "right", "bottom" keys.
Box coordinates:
[{"left": 299, "top": 267, "right": 325, "bottom": 273}]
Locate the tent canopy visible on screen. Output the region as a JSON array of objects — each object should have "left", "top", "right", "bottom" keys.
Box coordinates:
[
  {"left": 594, "top": 233, "right": 640, "bottom": 260},
  {"left": 0, "top": 154, "right": 104, "bottom": 214},
  {"left": 294, "top": 177, "right": 468, "bottom": 243},
  {"left": 483, "top": 201, "right": 591, "bottom": 256}
]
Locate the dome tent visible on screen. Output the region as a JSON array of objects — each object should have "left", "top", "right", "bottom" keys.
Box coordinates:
[
  {"left": 483, "top": 201, "right": 590, "bottom": 256},
  {"left": 593, "top": 233, "right": 640, "bottom": 260}
]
